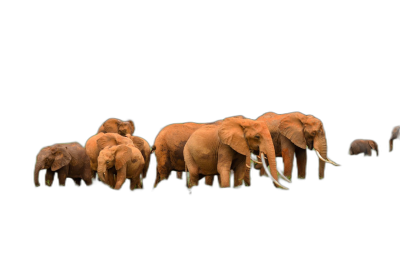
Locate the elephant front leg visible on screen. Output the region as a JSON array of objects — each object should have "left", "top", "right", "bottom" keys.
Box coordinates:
[
  {"left": 176, "top": 172, "right": 182, "bottom": 179},
  {"left": 295, "top": 147, "right": 307, "bottom": 179},
  {"left": 57, "top": 165, "right": 69, "bottom": 187},
  {"left": 114, "top": 168, "right": 127, "bottom": 190},
  {"left": 45, "top": 169, "right": 55, "bottom": 186},
  {"left": 281, "top": 137, "right": 295, "bottom": 181},
  {"left": 233, "top": 160, "right": 248, "bottom": 187},
  {"left": 73, "top": 178, "right": 81, "bottom": 186}
]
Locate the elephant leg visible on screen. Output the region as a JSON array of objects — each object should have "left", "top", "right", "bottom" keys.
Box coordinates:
[
  {"left": 176, "top": 172, "right": 182, "bottom": 179},
  {"left": 57, "top": 165, "right": 69, "bottom": 187},
  {"left": 45, "top": 169, "right": 55, "bottom": 186},
  {"left": 366, "top": 147, "right": 372, "bottom": 156},
  {"left": 233, "top": 160, "right": 247, "bottom": 187},
  {"left": 205, "top": 176, "right": 214, "bottom": 186},
  {"left": 244, "top": 170, "right": 250, "bottom": 186},
  {"left": 155, "top": 154, "right": 172, "bottom": 184},
  {"left": 295, "top": 147, "right": 307, "bottom": 179},
  {"left": 107, "top": 169, "right": 116, "bottom": 188},
  {"left": 114, "top": 169, "right": 127, "bottom": 190},
  {"left": 130, "top": 177, "right": 141, "bottom": 190},
  {"left": 281, "top": 137, "right": 295, "bottom": 181},
  {"left": 73, "top": 178, "right": 81, "bottom": 186}
]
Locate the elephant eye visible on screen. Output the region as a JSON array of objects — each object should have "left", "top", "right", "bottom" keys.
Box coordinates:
[
  {"left": 255, "top": 135, "right": 260, "bottom": 140},
  {"left": 106, "top": 161, "right": 110, "bottom": 164}
]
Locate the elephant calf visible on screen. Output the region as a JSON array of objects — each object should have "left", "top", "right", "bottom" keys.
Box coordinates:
[
  {"left": 389, "top": 126, "right": 400, "bottom": 152},
  {"left": 349, "top": 139, "right": 379, "bottom": 156},
  {"left": 34, "top": 142, "right": 92, "bottom": 186},
  {"left": 97, "top": 145, "right": 145, "bottom": 190}
]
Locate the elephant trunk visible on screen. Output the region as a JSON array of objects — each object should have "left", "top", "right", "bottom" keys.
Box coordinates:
[
  {"left": 314, "top": 132, "right": 328, "bottom": 179},
  {"left": 313, "top": 133, "right": 340, "bottom": 180},
  {"left": 34, "top": 162, "right": 43, "bottom": 187},
  {"left": 97, "top": 163, "right": 107, "bottom": 184},
  {"left": 389, "top": 139, "right": 394, "bottom": 152}
]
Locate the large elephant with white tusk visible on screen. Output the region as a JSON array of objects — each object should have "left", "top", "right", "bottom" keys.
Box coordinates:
[
  {"left": 184, "top": 117, "right": 289, "bottom": 189},
  {"left": 255, "top": 112, "right": 339, "bottom": 181}
]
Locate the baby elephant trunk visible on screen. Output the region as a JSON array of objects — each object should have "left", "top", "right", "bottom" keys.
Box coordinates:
[{"left": 34, "top": 162, "right": 43, "bottom": 187}]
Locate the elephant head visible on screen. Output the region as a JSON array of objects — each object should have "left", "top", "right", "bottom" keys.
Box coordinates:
[
  {"left": 368, "top": 140, "right": 379, "bottom": 156},
  {"left": 97, "top": 145, "right": 133, "bottom": 187},
  {"left": 278, "top": 113, "right": 338, "bottom": 179},
  {"left": 218, "top": 117, "right": 288, "bottom": 189},
  {"left": 34, "top": 146, "right": 72, "bottom": 186},
  {"left": 389, "top": 126, "right": 400, "bottom": 152},
  {"left": 99, "top": 118, "right": 135, "bottom": 136}
]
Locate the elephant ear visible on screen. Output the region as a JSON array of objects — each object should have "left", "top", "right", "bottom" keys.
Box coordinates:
[
  {"left": 218, "top": 118, "right": 249, "bottom": 156},
  {"left": 368, "top": 140, "right": 377, "bottom": 150},
  {"left": 278, "top": 115, "right": 307, "bottom": 149},
  {"left": 127, "top": 120, "right": 135, "bottom": 134},
  {"left": 104, "top": 118, "right": 120, "bottom": 133},
  {"left": 51, "top": 147, "right": 72, "bottom": 171},
  {"left": 115, "top": 146, "right": 133, "bottom": 170},
  {"left": 129, "top": 136, "right": 144, "bottom": 152},
  {"left": 97, "top": 134, "right": 118, "bottom": 150}
]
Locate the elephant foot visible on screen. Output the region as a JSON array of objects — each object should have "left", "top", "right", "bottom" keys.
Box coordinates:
[
  {"left": 297, "top": 176, "right": 305, "bottom": 179},
  {"left": 319, "top": 176, "right": 324, "bottom": 180},
  {"left": 234, "top": 179, "right": 243, "bottom": 188}
]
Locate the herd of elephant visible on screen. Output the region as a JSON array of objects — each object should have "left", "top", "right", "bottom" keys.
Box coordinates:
[{"left": 34, "top": 112, "right": 399, "bottom": 190}]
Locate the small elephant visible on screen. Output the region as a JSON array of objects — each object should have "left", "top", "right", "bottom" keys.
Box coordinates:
[
  {"left": 97, "top": 118, "right": 135, "bottom": 136},
  {"left": 34, "top": 142, "right": 92, "bottom": 187},
  {"left": 349, "top": 139, "right": 379, "bottom": 156},
  {"left": 389, "top": 126, "right": 400, "bottom": 152},
  {"left": 97, "top": 145, "right": 145, "bottom": 190},
  {"left": 184, "top": 117, "right": 288, "bottom": 189},
  {"left": 85, "top": 133, "right": 134, "bottom": 178}
]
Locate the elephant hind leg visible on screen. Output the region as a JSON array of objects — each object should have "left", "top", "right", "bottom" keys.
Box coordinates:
[
  {"left": 154, "top": 164, "right": 172, "bottom": 187},
  {"left": 183, "top": 150, "right": 200, "bottom": 188},
  {"left": 73, "top": 178, "right": 81, "bottom": 186},
  {"left": 176, "top": 172, "right": 182, "bottom": 179},
  {"left": 205, "top": 176, "right": 214, "bottom": 186},
  {"left": 57, "top": 167, "right": 68, "bottom": 186},
  {"left": 295, "top": 147, "right": 307, "bottom": 179}
]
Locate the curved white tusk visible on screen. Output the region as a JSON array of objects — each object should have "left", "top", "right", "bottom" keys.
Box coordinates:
[
  {"left": 315, "top": 150, "right": 329, "bottom": 163},
  {"left": 327, "top": 157, "right": 340, "bottom": 166},
  {"left": 277, "top": 169, "right": 291, "bottom": 183},
  {"left": 250, "top": 158, "right": 262, "bottom": 164},
  {"left": 315, "top": 150, "right": 340, "bottom": 166},
  {"left": 261, "top": 153, "right": 289, "bottom": 190}
]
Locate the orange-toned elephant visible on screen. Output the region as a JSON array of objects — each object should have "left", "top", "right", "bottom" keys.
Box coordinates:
[
  {"left": 184, "top": 117, "right": 289, "bottom": 189},
  {"left": 389, "top": 126, "right": 400, "bottom": 152},
  {"left": 97, "top": 118, "right": 135, "bottom": 136},
  {"left": 97, "top": 145, "right": 145, "bottom": 190},
  {"left": 85, "top": 133, "right": 134, "bottom": 179},
  {"left": 152, "top": 122, "right": 209, "bottom": 187},
  {"left": 152, "top": 116, "right": 245, "bottom": 188},
  {"left": 255, "top": 112, "right": 339, "bottom": 180}
]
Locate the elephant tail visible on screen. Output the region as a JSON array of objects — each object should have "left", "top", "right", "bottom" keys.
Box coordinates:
[
  {"left": 151, "top": 145, "right": 156, "bottom": 154},
  {"left": 389, "top": 139, "right": 394, "bottom": 152}
]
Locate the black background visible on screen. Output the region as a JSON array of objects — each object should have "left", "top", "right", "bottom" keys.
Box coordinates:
[{"left": 18, "top": 15, "right": 400, "bottom": 260}]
